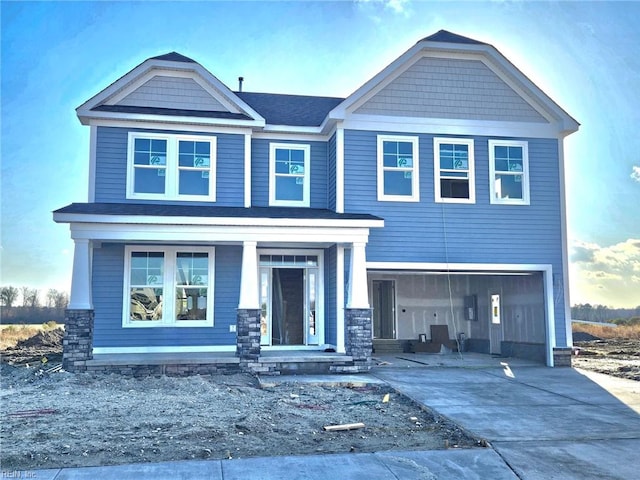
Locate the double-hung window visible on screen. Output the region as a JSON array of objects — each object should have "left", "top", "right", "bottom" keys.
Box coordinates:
[
  {"left": 434, "top": 138, "right": 475, "bottom": 203},
  {"left": 127, "top": 132, "right": 216, "bottom": 201},
  {"left": 269, "top": 143, "right": 310, "bottom": 207},
  {"left": 488, "top": 140, "right": 530, "bottom": 205},
  {"left": 124, "top": 246, "right": 215, "bottom": 327},
  {"left": 377, "top": 135, "right": 420, "bottom": 201}
]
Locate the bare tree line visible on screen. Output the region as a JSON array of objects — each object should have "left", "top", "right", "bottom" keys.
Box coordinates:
[{"left": 1, "top": 286, "right": 69, "bottom": 309}]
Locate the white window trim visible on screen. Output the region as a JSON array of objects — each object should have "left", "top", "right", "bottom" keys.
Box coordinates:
[
  {"left": 488, "top": 139, "right": 530, "bottom": 205},
  {"left": 269, "top": 142, "right": 311, "bottom": 207},
  {"left": 377, "top": 135, "right": 420, "bottom": 202},
  {"left": 434, "top": 137, "right": 475, "bottom": 204},
  {"left": 126, "top": 132, "right": 217, "bottom": 201},
  {"left": 123, "top": 245, "right": 215, "bottom": 328}
]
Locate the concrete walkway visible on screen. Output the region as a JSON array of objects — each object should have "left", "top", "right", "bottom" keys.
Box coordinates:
[{"left": 29, "top": 356, "right": 640, "bottom": 479}]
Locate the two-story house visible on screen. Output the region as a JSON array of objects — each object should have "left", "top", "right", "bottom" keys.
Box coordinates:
[{"left": 54, "top": 30, "right": 579, "bottom": 375}]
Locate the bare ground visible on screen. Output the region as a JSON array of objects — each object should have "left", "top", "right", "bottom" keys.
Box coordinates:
[
  {"left": 0, "top": 333, "right": 478, "bottom": 470},
  {"left": 572, "top": 336, "right": 640, "bottom": 381}
]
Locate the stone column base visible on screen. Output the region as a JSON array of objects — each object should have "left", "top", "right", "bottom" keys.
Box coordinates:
[
  {"left": 236, "top": 308, "right": 262, "bottom": 373},
  {"left": 344, "top": 308, "right": 373, "bottom": 372},
  {"left": 553, "top": 347, "right": 573, "bottom": 367},
  {"left": 63, "top": 309, "right": 94, "bottom": 372}
]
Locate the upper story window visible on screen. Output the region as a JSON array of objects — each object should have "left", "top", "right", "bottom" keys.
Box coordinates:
[
  {"left": 489, "top": 140, "right": 530, "bottom": 205},
  {"left": 434, "top": 138, "right": 475, "bottom": 203},
  {"left": 377, "top": 135, "right": 419, "bottom": 202},
  {"left": 124, "top": 246, "right": 215, "bottom": 328},
  {"left": 269, "top": 143, "right": 310, "bottom": 207},
  {"left": 127, "top": 132, "right": 216, "bottom": 201}
]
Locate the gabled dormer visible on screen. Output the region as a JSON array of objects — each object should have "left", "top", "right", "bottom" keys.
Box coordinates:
[{"left": 76, "top": 52, "right": 265, "bottom": 129}]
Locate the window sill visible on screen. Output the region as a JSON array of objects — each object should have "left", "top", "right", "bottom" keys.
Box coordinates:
[{"left": 123, "top": 320, "right": 214, "bottom": 328}]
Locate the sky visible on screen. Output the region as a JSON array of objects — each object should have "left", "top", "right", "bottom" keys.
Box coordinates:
[{"left": 1, "top": 0, "right": 639, "bottom": 308}]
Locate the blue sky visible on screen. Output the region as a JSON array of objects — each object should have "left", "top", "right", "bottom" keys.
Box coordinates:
[{"left": 1, "top": 0, "right": 639, "bottom": 308}]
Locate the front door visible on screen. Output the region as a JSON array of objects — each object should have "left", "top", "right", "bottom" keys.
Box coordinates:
[
  {"left": 259, "top": 253, "right": 321, "bottom": 346},
  {"left": 372, "top": 280, "right": 395, "bottom": 339}
]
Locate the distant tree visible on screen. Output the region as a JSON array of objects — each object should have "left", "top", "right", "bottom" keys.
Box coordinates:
[
  {"left": 21, "top": 287, "right": 39, "bottom": 308},
  {"left": 0, "top": 286, "right": 19, "bottom": 307},
  {"left": 46, "top": 289, "right": 68, "bottom": 308}
]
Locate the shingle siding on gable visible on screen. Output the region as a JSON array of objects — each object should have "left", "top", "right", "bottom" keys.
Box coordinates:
[
  {"left": 355, "top": 57, "right": 547, "bottom": 123},
  {"left": 116, "top": 76, "right": 229, "bottom": 112},
  {"left": 94, "top": 126, "right": 244, "bottom": 207},
  {"left": 92, "top": 243, "right": 241, "bottom": 349},
  {"left": 250, "top": 138, "right": 328, "bottom": 208}
]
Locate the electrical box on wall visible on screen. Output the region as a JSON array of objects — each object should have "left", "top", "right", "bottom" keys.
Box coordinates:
[{"left": 464, "top": 295, "right": 478, "bottom": 321}]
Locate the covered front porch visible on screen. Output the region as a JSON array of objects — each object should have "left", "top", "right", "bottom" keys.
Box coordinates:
[{"left": 54, "top": 203, "right": 384, "bottom": 375}]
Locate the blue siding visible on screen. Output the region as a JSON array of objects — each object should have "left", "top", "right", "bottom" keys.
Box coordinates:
[
  {"left": 343, "top": 129, "right": 566, "bottom": 344},
  {"left": 250, "top": 138, "right": 328, "bottom": 208},
  {"left": 92, "top": 243, "right": 241, "bottom": 348},
  {"left": 327, "top": 133, "right": 336, "bottom": 211},
  {"left": 94, "top": 127, "right": 244, "bottom": 206},
  {"left": 324, "top": 245, "right": 337, "bottom": 346}
]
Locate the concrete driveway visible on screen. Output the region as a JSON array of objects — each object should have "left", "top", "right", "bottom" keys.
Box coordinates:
[{"left": 373, "top": 359, "right": 640, "bottom": 480}]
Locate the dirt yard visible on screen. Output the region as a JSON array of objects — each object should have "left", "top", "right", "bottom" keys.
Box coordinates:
[
  {"left": 0, "top": 329, "right": 478, "bottom": 471},
  {"left": 572, "top": 334, "right": 640, "bottom": 381}
]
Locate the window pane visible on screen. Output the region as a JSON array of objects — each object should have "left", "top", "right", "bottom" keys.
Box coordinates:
[
  {"left": 179, "top": 170, "right": 209, "bottom": 196},
  {"left": 440, "top": 178, "right": 469, "bottom": 199},
  {"left": 384, "top": 141, "right": 397, "bottom": 155},
  {"left": 134, "top": 167, "right": 166, "bottom": 194},
  {"left": 384, "top": 170, "right": 413, "bottom": 196},
  {"left": 398, "top": 142, "right": 413, "bottom": 155},
  {"left": 507, "top": 146, "right": 522, "bottom": 160},
  {"left": 175, "top": 287, "right": 207, "bottom": 321},
  {"left": 275, "top": 160, "right": 290, "bottom": 174},
  {"left": 134, "top": 138, "right": 150, "bottom": 151},
  {"left": 176, "top": 253, "right": 209, "bottom": 285},
  {"left": 179, "top": 141, "right": 194, "bottom": 154},
  {"left": 290, "top": 149, "right": 304, "bottom": 162},
  {"left": 150, "top": 139, "right": 167, "bottom": 152},
  {"left": 195, "top": 141, "right": 210, "bottom": 155},
  {"left": 275, "top": 176, "right": 304, "bottom": 201},
  {"left": 495, "top": 159, "right": 509, "bottom": 172},
  {"left": 130, "top": 287, "right": 163, "bottom": 321},
  {"left": 383, "top": 153, "right": 397, "bottom": 168},
  {"left": 275, "top": 148, "right": 289, "bottom": 161},
  {"left": 440, "top": 144, "right": 468, "bottom": 171},
  {"left": 494, "top": 173, "right": 523, "bottom": 200}
]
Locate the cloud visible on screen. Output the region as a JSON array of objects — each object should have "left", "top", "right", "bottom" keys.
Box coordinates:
[
  {"left": 355, "top": 0, "right": 413, "bottom": 21},
  {"left": 632, "top": 165, "right": 640, "bottom": 182},
  {"left": 570, "top": 238, "right": 640, "bottom": 307}
]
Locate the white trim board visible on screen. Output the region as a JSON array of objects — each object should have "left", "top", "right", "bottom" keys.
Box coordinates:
[{"left": 93, "top": 345, "right": 236, "bottom": 354}]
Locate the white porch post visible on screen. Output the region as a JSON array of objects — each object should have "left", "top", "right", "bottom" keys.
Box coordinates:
[
  {"left": 68, "top": 238, "right": 93, "bottom": 310},
  {"left": 347, "top": 242, "right": 369, "bottom": 308},
  {"left": 238, "top": 241, "right": 260, "bottom": 309},
  {"left": 336, "top": 245, "right": 345, "bottom": 353}
]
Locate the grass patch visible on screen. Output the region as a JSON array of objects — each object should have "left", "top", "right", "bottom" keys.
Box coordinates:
[{"left": 573, "top": 322, "right": 640, "bottom": 340}]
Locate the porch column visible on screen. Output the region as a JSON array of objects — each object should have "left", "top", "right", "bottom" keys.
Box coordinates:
[
  {"left": 347, "top": 242, "right": 369, "bottom": 309},
  {"left": 238, "top": 241, "right": 259, "bottom": 309},
  {"left": 69, "top": 238, "right": 93, "bottom": 310},
  {"left": 64, "top": 238, "right": 94, "bottom": 372},
  {"left": 237, "top": 241, "right": 261, "bottom": 371},
  {"left": 345, "top": 242, "right": 372, "bottom": 372}
]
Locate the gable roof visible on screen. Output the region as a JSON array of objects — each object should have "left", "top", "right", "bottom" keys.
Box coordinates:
[
  {"left": 329, "top": 30, "right": 579, "bottom": 136},
  {"left": 235, "top": 92, "right": 344, "bottom": 127},
  {"left": 420, "top": 30, "right": 487, "bottom": 45},
  {"left": 150, "top": 51, "right": 197, "bottom": 63}
]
